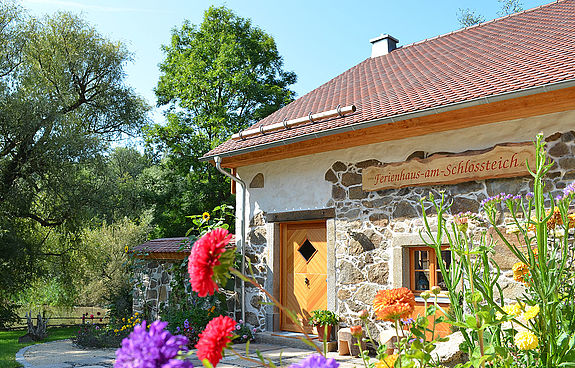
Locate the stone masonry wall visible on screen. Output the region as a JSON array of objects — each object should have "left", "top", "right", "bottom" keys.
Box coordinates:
[
  {"left": 133, "top": 260, "right": 175, "bottom": 320},
  {"left": 241, "top": 131, "right": 575, "bottom": 335},
  {"left": 326, "top": 131, "right": 575, "bottom": 335},
  {"left": 242, "top": 212, "right": 268, "bottom": 329}
]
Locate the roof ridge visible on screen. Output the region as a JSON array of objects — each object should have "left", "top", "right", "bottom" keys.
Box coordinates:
[{"left": 400, "top": 0, "right": 563, "bottom": 51}]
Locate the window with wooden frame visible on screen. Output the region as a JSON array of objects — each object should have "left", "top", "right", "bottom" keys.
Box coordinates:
[{"left": 409, "top": 246, "right": 451, "bottom": 294}]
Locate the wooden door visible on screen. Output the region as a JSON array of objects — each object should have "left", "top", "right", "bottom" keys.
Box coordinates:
[{"left": 280, "top": 221, "right": 327, "bottom": 333}]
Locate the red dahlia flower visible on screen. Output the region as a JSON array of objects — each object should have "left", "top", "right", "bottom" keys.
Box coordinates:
[
  {"left": 373, "top": 287, "right": 415, "bottom": 322},
  {"left": 196, "top": 315, "right": 237, "bottom": 366},
  {"left": 188, "top": 228, "right": 233, "bottom": 297}
]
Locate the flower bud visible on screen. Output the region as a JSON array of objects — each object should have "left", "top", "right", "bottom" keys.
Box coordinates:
[
  {"left": 358, "top": 309, "right": 369, "bottom": 320},
  {"left": 430, "top": 286, "right": 441, "bottom": 295},
  {"left": 420, "top": 291, "right": 431, "bottom": 300},
  {"left": 350, "top": 325, "right": 363, "bottom": 338}
]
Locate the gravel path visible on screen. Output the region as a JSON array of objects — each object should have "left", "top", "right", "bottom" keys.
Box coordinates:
[{"left": 16, "top": 339, "right": 365, "bottom": 367}]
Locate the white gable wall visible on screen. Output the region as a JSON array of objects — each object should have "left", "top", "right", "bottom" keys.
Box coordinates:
[{"left": 236, "top": 109, "right": 575, "bottom": 219}]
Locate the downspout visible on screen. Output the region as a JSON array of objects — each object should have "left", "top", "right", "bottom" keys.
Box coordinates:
[{"left": 214, "top": 156, "right": 246, "bottom": 323}]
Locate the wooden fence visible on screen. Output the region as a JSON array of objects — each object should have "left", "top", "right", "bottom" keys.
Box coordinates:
[{"left": 3, "top": 306, "right": 110, "bottom": 330}]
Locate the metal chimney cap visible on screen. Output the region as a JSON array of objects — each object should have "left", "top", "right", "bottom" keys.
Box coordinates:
[{"left": 370, "top": 34, "right": 399, "bottom": 44}]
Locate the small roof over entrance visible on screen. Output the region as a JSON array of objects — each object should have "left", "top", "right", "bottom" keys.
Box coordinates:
[
  {"left": 132, "top": 237, "right": 191, "bottom": 260},
  {"left": 132, "top": 236, "right": 237, "bottom": 260}
]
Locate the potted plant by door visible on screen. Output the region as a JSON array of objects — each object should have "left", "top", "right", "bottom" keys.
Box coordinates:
[{"left": 309, "top": 310, "right": 339, "bottom": 341}]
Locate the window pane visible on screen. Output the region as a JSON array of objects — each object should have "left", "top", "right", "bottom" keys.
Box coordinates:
[
  {"left": 414, "top": 250, "right": 429, "bottom": 270},
  {"left": 436, "top": 271, "right": 448, "bottom": 291},
  {"left": 414, "top": 271, "right": 430, "bottom": 291},
  {"left": 439, "top": 250, "right": 452, "bottom": 269}
]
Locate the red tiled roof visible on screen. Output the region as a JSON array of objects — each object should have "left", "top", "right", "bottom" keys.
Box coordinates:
[
  {"left": 133, "top": 237, "right": 191, "bottom": 254},
  {"left": 132, "top": 236, "right": 237, "bottom": 255},
  {"left": 205, "top": 0, "right": 575, "bottom": 159}
]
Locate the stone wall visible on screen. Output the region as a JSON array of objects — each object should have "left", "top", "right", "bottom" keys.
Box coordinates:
[
  {"left": 326, "top": 131, "right": 575, "bottom": 334},
  {"left": 242, "top": 212, "right": 269, "bottom": 329},
  {"left": 240, "top": 130, "right": 575, "bottom": 335},
  {"left": 133, "top": 260, "right": 175, "bottom": 320}
]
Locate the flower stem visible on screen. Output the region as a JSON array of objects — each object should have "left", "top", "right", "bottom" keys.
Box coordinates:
[
  {"left": 228, "top": 346, "right": 273, "bottom": 368},
  {"left": 394, "top": 319, "right": 403, "bottom": 368}
]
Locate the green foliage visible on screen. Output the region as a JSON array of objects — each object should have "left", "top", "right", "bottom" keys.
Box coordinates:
[
  {"left": 498, "top": 0, "right": 523, "bottom": 16},
  {"left": 76, "top": 217, "right": 151, "bottom": 307},
  {"left": 420, "top": 134, "right": 575, "bottom": 367},
  {"left": 0, "top": 303, "right": 19, "bottom": 330},
  {"left": 160, "top": 301, "right": 225, "bottom": 346},
  {"left": 457, "top": 8, "right": 485, "bottom": 27},
  {"left": 73, "top": 323, "right": 126, "bottom": 348},
  {"left": 147, "top": 5, "right": 296, "bottom": 236},
  {"left": 233, "top": 321, "right": 255, "bottom": 344},
  {"left": 457, "top": 0, "right": 523, "bottom": 28},
  {"left": 0, "top": 1, "right": 149, "bottom": 316},
  {"left": 308, "top": 310, "right": 339, "bottom": 326},
  {"left": 159, "top": 205, "right": 235, "bottom": 345}
]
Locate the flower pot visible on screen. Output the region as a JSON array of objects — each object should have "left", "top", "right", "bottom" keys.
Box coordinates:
[{"left": 315, "top": 324, "right": 333, "bottom": 341}]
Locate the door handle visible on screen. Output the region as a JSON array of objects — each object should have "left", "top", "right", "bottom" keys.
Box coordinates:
[{"left": 305, "top": 277, "right": 310, "bottom": 286}]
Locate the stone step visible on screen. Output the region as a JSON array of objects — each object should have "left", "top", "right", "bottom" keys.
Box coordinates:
[{"left": 254, "top": 331, "right": 338, "bottom": 352}]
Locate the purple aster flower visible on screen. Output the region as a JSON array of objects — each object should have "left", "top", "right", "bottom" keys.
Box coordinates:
[
  {"left": 176, "top": 326, "right": 180, "bottom": 333},
  {"left": 235, "top": 324, "right": 241, "bottom": 330},
  {"left": 163, "top": 360, "right": 194, "bottom": 368},
  {"left": 526, "top": 192, "right": 534, "bottom": 200},
  {"left": 183, "top": 319, "right": 189, "bottom": 329},
  {"left": 561, "top": 182, "right": 575, "bottom": 200},
  {"left": 252, "top": 328, "right": 257, "bottom": 333},
  {"left": 481, "top": 193, "right": 506, "bottom": 207},
  {"left": 114, "top": 320, "right": 193, "bottom": 368},
  {"left": 401, "top": 318, "right": 415, "bottom": 325},
  {"left": 242, "top": 334, "right": 247, "bottom": 339},
  {"left": 289, "top": 354, "right": 339, "bottom": 368}
]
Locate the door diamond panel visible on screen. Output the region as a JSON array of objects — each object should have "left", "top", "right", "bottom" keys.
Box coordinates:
[{"left": 297, "top": 239, "right": 317, "bottom": 263}]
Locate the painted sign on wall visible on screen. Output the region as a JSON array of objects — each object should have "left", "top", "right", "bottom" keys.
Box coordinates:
[{"left": 362, "top": 143, "right": 536, "bottom": 191}]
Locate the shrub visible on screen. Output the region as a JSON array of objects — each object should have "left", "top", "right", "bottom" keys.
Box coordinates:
[{"left": 160, "top": 300, "right": 224, "bottom": 346}]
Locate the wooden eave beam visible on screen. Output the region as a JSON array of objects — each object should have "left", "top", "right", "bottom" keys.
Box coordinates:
[
  {"left": 219, "top": 87, "right": 575, "bottom": 169},
  {"left": 134, "top": 252, "right": 189, "bottom": 260}
]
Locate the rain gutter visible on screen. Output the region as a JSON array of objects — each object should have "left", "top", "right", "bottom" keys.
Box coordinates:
[
  {"left": 214, "top": 156, "right": 246, "bottom": 324},
  {"left": 201, "top": 79, "right": 575, "bottom": 163}
]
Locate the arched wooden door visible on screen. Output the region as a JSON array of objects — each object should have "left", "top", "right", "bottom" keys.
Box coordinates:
[{"left": 280, "top": 221, "right": 327, "bottom": 333}]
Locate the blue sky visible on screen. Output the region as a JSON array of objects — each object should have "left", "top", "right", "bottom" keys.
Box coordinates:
[{"left": 21, "top": 0, "right": 551, "bottom": 124}]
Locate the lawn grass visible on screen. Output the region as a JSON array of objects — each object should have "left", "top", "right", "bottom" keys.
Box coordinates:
[{"left": 0, "top": 326, "right": 78, "bottom": 368}]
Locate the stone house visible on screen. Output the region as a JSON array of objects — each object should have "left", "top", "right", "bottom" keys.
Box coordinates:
[{"left": 201, "top": 1, "right": 575, "bottom": 339}]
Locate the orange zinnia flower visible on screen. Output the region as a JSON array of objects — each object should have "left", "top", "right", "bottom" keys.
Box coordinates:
[
  {"left": 373, "top": 287, "right": 415, "bottom": 322},
  {"left": 512, "top": 262, "right": 530, "bottom": 283}
]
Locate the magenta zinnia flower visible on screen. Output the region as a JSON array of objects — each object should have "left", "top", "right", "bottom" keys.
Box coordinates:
[
  {"left": 114, "top": 320, "right": 193, "bottom": 368},
  {"left": 196, "top": 315, "right": 236, "bottom": 366},
  {"left": 289, "top": 354, "right": 340, "bottom": 368},
  {"left": 188, "top": 228, "right": 232, "bottom": 297}
]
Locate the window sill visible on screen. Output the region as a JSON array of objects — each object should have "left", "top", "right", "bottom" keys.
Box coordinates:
[{"left": 414, "top": 296, "right": 451, "bottom": 304}]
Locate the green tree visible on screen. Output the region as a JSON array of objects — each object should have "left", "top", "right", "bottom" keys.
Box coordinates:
[
  {"left": 148, "top": 6, "right": 296, "bottom": 236},
  {"left": 457, "top": 8, "right": 485, "bottom": 27},
  {"left": 77, "top": 217, "right": 151, "bottom": 314},
  {"left": 0, "top": 2, "right": 149, "bottom": 312},
  {"left": 498, "top": 0, "right": 523, "bottom": 16},
  {"left": 457, "top": 0, "right": 523, "bottom": 27}
]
